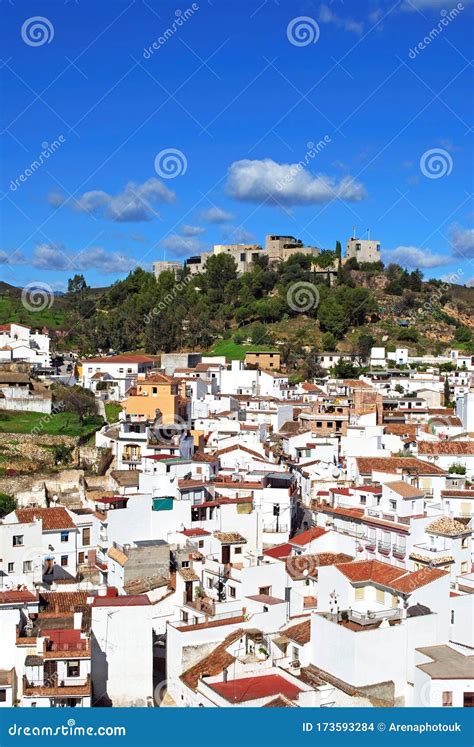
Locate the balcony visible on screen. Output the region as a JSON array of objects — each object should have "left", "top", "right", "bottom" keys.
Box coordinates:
[
  {"left": 182, "top": 592, "right": 215, "bottom": 616},
  {"left": 263, "top": 524, "right": 289, "bottom": 534},
  {"left": 44, "top": 638, "right": 91, "bottom": 659},
  {"left": 365, "top": 540, "right": 376, "bottom": 552},
  {"left": 392, "top": 545, "right": 406, "bottom": 560},
  {"left": 411, "top": 543, "right": 455, "bottom": 565},
  {"left": 377, "top": 541, "right": 391, "bottom": 557},
  {"left": 23, "top": 674, "right": 91, "bottom": 697},
  {"left": 122, "top": 455, "right": 141, "bottom": 464}
]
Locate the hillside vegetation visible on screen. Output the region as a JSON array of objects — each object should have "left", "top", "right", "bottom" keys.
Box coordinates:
[{"left": 1, "top": 255, "right": 473, "bottom": 377}]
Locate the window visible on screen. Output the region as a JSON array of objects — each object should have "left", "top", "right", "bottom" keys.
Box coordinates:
[
  {"left": 181, "top": 611, "right": 189, "bottom": 623},
  {"left": 61, "top": 531, "right": 69, "bottom": 543},
  {"left": 461, "top": 562, "right": 468, "bottom": 573},
  {"left": 181, "top": 561, "right": 190, "bottom": 569},
  {"left": 355, "top": 587, "right": 365, "bottom": 601},
  {"left": 60, "top": 555, "right": 68, "bottom": 567},
  {"left": 442, "top": 691, "right": 453, "bottom": 707},
  {"left": 228, "top": 586, "right": 236, "bottom": 598},
  {"left": 259, "top": 586, "right": 271, "bottom": 596},
  {"left": 207, "top": 577, "right": 213, "bottom": 589},
  {"left": 461, "top": 536, "right": 468, "bottom": 549},
  {"left": 78, "top": 552, "right": 85, "bottom": 564},
  {"left": 198, "top": 540, "right": 204, "bottom": 549},
  {"left": 12, "top": 535, "right": 23, "bottom": 547},
  {"left": 7, "top": 562, "right": 14, "bottom": 573},
  {"left": 127, "top": 368, "right": 132, "bottom": 374},
  {"left": 326, "top": 422, "right": 333, "bottom": 428},
  {"left": 0, "top": 690, "right": 6, "bottom": 702},
  {"left": 376, "top": 588, "right": 385, "bottom": 604},
  {"left": 67, "top": 661, "right": 80, "bottom": 678},
  {"left": 82, "top": 528, "right": 91, "bottom": 546},
  {"left": 234, "top": 547, "right": 242, "bottom": 555},
  {"left": 23, "top": 561, "right": 32, "bottom": 573},
  {"left": 389, "top": 500, "right": 397, "bottom": 511},
  {"left": 451, "top": 610, "right": 455, "bottom": 624}
]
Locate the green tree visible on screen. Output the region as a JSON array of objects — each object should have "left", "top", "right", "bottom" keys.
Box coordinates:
[
  {"left": 0, "top": 493, "right": 15, "bottom": 518},
  {"left": 318, "top": 297, "right": 348, "bottom": 338},
  {"left": 322, "top": 332, "right": 337, "bottom": 351},
  {"left": 67, "top": 274, "right": 88, "bottom": 293}
]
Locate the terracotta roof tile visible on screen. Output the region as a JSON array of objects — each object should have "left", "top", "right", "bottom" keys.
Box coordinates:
[
  {"left": 181, "top": 629, "right": 244, "bottom": 690},
  {"left": 284, "top": 619, "right": 311, "bottom": 645},
  {"left": 15, "top": 507, "right": 76, "bottom": 532}
]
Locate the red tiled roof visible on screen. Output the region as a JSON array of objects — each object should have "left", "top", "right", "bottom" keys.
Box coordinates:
[
  {"left": 335, "top": 560, "right": 407, "bottom": 585},
  {"left": 15, "top": 507, "right": 76, "bottom": 532},
  {"left": 390, "top": 568, "right": 447, "bottom": 593},
  {"left": 209, "top": 674, "right": 303, "bottom": 703},
  {"left": 356, "top": 456, "right": 447, "bottom": 476},
  {"left": 290, "top": 527, "right": 327, "bottom": 546},
  {"left": 0, "top": 590, "right": 38, "bottom": 605},
  {"left": 180, "top": 528, "right": 211, "bottom": 537},
  {"left": 335, "top": 560, "right": 448, "bottom": 594},
  {"left": 92, "top": 595, "right": 150, "bottom": 607},
  {"left": 263, "top": 543, "right": 292, "bottom": 559},
  {"left": 181, "top": 629, "right": 243, "bottom": 690},
  {"left": 418, "top": 441, "right": 474, "bottom": 456},
  {"left": 284, "top": 619, "right": 311, "bottom": 645}
]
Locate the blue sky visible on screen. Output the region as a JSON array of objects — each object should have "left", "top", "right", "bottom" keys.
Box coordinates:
[{"left": 1, "top": 0, "right": 473, "bottom": 290}]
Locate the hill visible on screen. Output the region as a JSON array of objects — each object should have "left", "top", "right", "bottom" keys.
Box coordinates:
[{"left": 1, "top": 256, "right": 473, "bottom": 375}]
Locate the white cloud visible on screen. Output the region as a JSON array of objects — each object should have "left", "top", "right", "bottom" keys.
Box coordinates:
[
  {"left": 449, "top": 223, "right": 474, "bottom": 258},
  {"left": 181, "top": 224, "right": 206, "bottom": 236},
  {"left": 385, "top": 245, "right": 451, "bottom": 268},
  {"left": 0, "top": 249, "right": 27, "bottom": 265},
  {"left": 161, "top": 234, "right": 204, "bottom": 257},
  {"left": 31, "top": 243, "right": 139, "bottom": 273},
  {"left": 48, "top": 178, "right": 175, "bottom": 222},
  {"left": 226, "top": 158, "right": 366, "bottom": 206},
  {"left": 318, "top": 3, "right": 364, "bottom": 34},
  {"left": 200, "top": 206, "right": 235, "bottom": 223}
]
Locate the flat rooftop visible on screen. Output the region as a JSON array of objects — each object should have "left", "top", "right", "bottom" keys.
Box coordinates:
[{"left": 417, "top": 645, "right": 474, "bottom": 679}]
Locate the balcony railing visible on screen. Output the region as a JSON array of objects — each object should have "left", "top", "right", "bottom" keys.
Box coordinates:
[
  {"left": 263, "top": 524, "right": 289, "bottom": 533},
  {"left": 345, "top": 607, "right": 402, "bottom": 626},
  {"left": 23, "top": 674, "right": 91, "bottom": 696},
  {"left": 377, "top": 541, "right": 391, "bottom": 556},
  {"left": 392, "top": 545, "right": 406, "bottom": 559}
]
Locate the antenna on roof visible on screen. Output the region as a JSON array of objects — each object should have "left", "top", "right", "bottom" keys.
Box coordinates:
[{"left": 367, "top": 228, "right": 370, "bottom": 241}]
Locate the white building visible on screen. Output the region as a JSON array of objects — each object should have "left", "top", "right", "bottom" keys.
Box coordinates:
[{"left": 0, "top": 323, "right": 50, "bottom": 368}]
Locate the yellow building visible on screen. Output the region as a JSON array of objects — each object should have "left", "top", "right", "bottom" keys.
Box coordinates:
[{"left": 124, "top": 373, "right": 189, "bottom": 424}]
